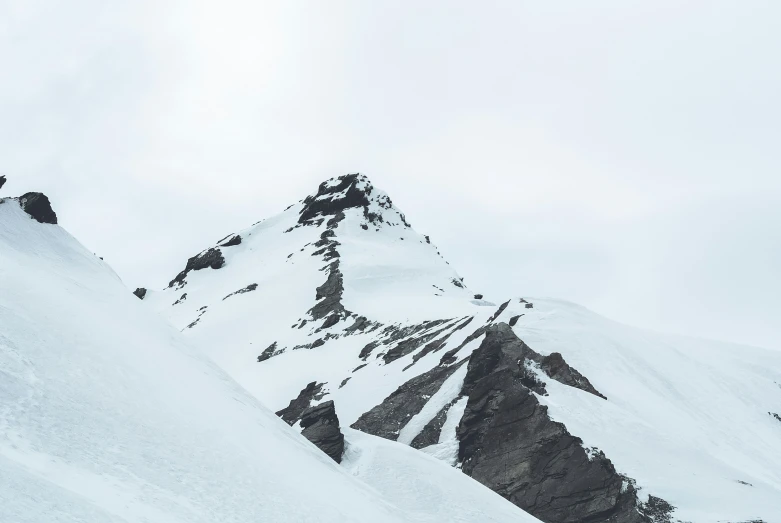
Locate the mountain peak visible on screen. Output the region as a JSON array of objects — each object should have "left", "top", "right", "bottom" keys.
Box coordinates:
[{"left": 299, "top": 173, "right": 408, "bottom": 228}]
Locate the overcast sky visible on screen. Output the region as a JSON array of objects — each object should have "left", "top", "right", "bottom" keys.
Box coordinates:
[{"left": 1, "top": 0, "right": 779, "bottom": 349}]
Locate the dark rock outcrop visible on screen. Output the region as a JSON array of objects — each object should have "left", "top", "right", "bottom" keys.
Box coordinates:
[
  {"left": 508, "top": 314, "right": 522, "bottom": 327},
  {"left": 0, "top": 175, "right": 6, "bottom": 190},
  {"left": 223, "top": 283, "right": 258, "bottom": 300},
  {"left": 299, "top": 174, "right": 371, "bottom": 224},
  {"left": 219, "top": 234, "right": 242, "bottom": 247},
  {"left": 410, "top": 398, "right": 460, "bottom": 449},
  {"left": 457, "top": 324, "right": 650, "bottom": 523},
  {"left": 133, "top": 288, "right": 147, "bottom": 300},
  {"left": 299, "top": 400, "right": 345, "bottom": 463},
  {"left": 19, "top": 192, "right": 57, "bottom": 224},
  {"left": 308, "top": 261, "right": 345, "bottom": 320},
  {"left": 540, "top": 352, "right": 607, "bottom": 400},
  {"left": 257, "top": 342, "right": 278, "bottom": 362},
  {"left": 276, "top": 382, "right": 325, "bottom": 425},
  {"left": 351, "top": 360, "right": 466, "bottom": 441},
  {"left": 486, "top": 300, "right": 510, "bottom": 323},
  {"left": 168, "top": 248, "right": 225, "bottom": 288}
]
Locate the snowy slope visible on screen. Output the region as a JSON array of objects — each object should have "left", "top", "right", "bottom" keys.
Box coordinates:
[
  {"left": 142, "top": 174, "right": 781, "bottom": 523},
  {"left": 0, "top": 195, "right": 537, "bottom": 522}
]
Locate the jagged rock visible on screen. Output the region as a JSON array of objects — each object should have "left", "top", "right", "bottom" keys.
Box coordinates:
[
  {"left": 0, "top": 175, "right": 6, "bottom": 190},
  {"left": 383, "top": 322, "right": 454, "bottom": 364},
  {"left": 308, "top": 261, "right": 345, "bottom": 320},
  {"left": 639, "top": 496, "right": 675, "bottom": 523},
  {"left": 257, "top": 342, "right": 278, "bottom": 362},
  {"left": 276, "top": 382, "right": 325, "bottom": 425},
  {"left": 19, "top": 192, "right": 57, "bottom": 224},
  {"left": 219, "top": 234, "right": 242, "bottom": 247},
  {"left": 410, "top": 398, "right": 460, "bottom": 449},
  {"left": 540, "top": 352, "right": 607, "bottom": 399},
  {"left": 173, "top": 293, "right": 187, "bottom": 306},
  {"left": 770, "top": 412, "right": 781, "bottom": 423},
  {"left": 525, "top": 302, "right": 534, "bottom": 309},
  {"left": 320, "top": 314, "right": 340, "bottom": 330},
  {"left": 351, "top": 360, "right": 466, "bottom": 441},
  {"left": 359, "top": 341, "right": 379, "bottom": 360},
  {"left": 486, "top": 300, "right": 510, "bottom": 323},
  {"left": 457, "top": 324, "right": 651, "bottom": 523},
  {"left": 133, "top": 288, "right": 147, "bottom": 300},
  {"left": 473, "top": 294, "right": 483, "bottom": 299},
  {"left": 300, "top": 400, "right": 345, "bottom": 463},
  {"left": 223, "top": 283, "right": 258, "bottom": 300},
  {"left": 508, "top": 314, "right": 522, "bottom": 327},
  {"left": 299, "top": 174, "right": 371, "bottom": 224},
  {"left": 439, "top": 325, "right": 488, "bottom": 366},
  {"left": 409, "top": 316, "right": 475, "bottom": 366},
  {"left": 169, "top": 248, "right": 225, "bottom": 288}
]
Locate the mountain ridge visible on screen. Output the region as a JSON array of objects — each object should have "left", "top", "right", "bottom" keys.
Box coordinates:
[{"left": 137, "top": 173, "right": 781, "bottom": 523}]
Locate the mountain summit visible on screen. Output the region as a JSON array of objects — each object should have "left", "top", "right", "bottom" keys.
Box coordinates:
[{"left": 141, "top": 174, "right": 781, "bottom": 523}]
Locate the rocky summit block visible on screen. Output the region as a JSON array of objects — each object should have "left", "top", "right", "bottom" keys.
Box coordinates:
[
  {"left": 19, "top": 192, "right": 58, "bottom": 224},
  {"left": 298, "top": 173, "right": 372, "bottom": 224}
]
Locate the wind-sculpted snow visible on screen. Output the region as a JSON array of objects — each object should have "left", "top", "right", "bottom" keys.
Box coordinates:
[
  {"left": 142, "top": 174, "right": 781, "bottom": 523},
  {"left": 0, "top": 198, "right": 536, "bottom": 523}
]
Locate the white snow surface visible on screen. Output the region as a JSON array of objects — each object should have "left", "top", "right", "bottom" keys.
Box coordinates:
[
  {"left": 0, "top": 199, "right": 534, "bottom": 522},
  {"left": 142, "top": 176, "right": 781, "bottom": 522}
]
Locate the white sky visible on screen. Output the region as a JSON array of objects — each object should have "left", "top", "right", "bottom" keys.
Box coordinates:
[{"left": 1, "top": 0, "right": 779, "bottom": 349}]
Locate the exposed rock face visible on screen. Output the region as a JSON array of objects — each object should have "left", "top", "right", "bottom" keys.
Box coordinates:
[
  {"left": 223, "top": 283, "right": 258, "bottom": 300},
  {"left": 133, "top": 288, "right": 147, "bottom": 300},
  {"left": 0, "top": 175, "right": 6, "bottom": 190},
  {"left": 309, "top": 261, "right": 345, "bottom": 320},
  {"left": 410, "top": 398, "right": 460, "bottom": 449},
  {"left": 168, "top": 247, "right": 225, "bottom": 288},
  {"left": 19, "top": 192, "right": 57, "bottom": 224},
  {"left": 457, "top": 324, "right": 650, "bottom": 523},
  {"left": 257, "top": 342, "right": 278, "bottom": 362},
  {"left": 351, "top": 360, "right": 466, "bottom": 441},
  {"left": 486, "top": 300, "right": 510, "bottom": 323},
  {"left": 508, "top": 314, "right": 522, "bottom": 327},
  {"left": 540, "top": 351, "right": 607, "bottom": 400},
  {"left": 299, "top": 400, "right": 345, "bottom": 463},
  {"left": 219, "top": 234, "right": 242, "bottom": 247},
  {"left": 276, "top": 381, "right": 325, "bottom": 425},
  {"left": 299, "top": 173, "right": 371, "bottom": 224}
]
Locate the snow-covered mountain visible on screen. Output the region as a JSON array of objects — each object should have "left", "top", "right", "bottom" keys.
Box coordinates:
[
  {"left": 142, "top": 174, "right": 781, "bottom": 523},
  {"left": 0, "top": 187, "right": 539, "bottom": 522}
]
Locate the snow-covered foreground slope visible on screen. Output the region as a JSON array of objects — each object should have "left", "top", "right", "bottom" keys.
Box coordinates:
[
  {"left": 0, "top": 195, "right": 537, "bottom": 522},
  {"left": 142, "top": 174, "right": 781, "bottom": 523}
]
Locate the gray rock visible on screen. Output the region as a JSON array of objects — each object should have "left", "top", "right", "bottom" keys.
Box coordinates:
[
  {"left": 133, "top": 288, "right": 147, "bottom": 300},
  {"left": 219, "top": 234, "right": 242, "bottom": 247},
  {"left": 223, "top": 283, "right": 258, "bottom": 300},
  {"left": 19, "top": 192, "right": 57, "bottom": 224},
  {"left": 257, "top": 342, "right": 278, "bottom": 362},
  {"left": 308, "top": 261, "right": 346, "bottom": 320},
  {"left": 299, "top": 174, "right": 371, "bottom": 224},
  {"left": 299, "top": 400, "right": 345, "bottom": 463},
  {"left": 168, "top": 248, "right": 225, "bottom": 288},
  {"left": 351, "top": 360, "right": 467, "bottom": 441},
  {"left": 457, "top": 324, "right": 654, "bottom": 523},
  {"left": 276, "top": 381, "right": 325, "bottom": 425},
  {"left": 0, "top": 175, "right": 6, "bottom": 190}
]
